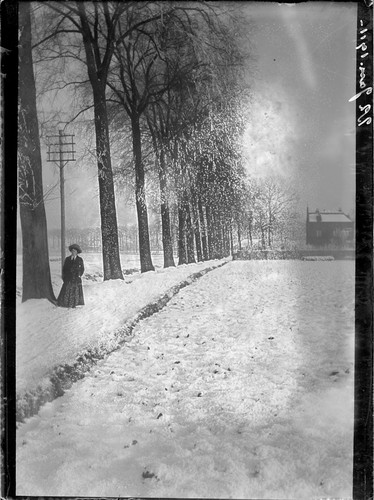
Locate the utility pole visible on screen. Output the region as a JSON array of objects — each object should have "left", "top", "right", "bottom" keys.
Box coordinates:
[{"left": 47, "top": 130, "right": 76, "bottom": 273}]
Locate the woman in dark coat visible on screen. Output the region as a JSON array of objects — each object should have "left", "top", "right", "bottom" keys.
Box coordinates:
[{"left": 57, "top": 243, "right": 85, "bottom": 308}]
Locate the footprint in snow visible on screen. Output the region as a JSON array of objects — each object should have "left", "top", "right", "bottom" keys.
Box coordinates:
[
  {"left": 142, "top": 469, "right": 158, "bottom": 480},
  {"left": 123, "top": 440, "right": 138, "bottom": 449}
]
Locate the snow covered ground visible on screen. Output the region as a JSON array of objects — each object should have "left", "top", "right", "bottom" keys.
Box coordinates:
[
  {"left": 16, "top": 253, "right": 227, "bottom": 410},
  {"left": 16, "top": 260, "right": 354, "bottom": 499}
]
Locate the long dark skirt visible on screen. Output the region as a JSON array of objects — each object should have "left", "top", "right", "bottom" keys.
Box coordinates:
[{"left": 57, "top": 280, "right": 84, "bottom": 308}]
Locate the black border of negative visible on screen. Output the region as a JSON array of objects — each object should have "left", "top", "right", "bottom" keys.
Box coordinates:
[{"left": 1, "top": 1, "right": 373, "bottom": 499}]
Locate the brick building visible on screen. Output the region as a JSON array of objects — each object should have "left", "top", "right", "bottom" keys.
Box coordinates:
[{"left": 306, "top": 208, "right": 354, "bottom": 246}]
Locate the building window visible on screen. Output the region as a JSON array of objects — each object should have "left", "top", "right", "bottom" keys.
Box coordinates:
[{"left": 316, "top": 230, "right": 322, "bottom": 238}]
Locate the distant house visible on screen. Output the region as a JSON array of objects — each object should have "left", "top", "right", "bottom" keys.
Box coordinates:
[{"left": 306, "top": 207, "right": 354, "bottom": 246}]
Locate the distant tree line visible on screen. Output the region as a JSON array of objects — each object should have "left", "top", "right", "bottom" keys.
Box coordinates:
[
  {"left": 46, "top": 224, "right": 166, "bottom": 254},
  {"left": 234, "top": 176, "right": 301, "bottom": 250}
]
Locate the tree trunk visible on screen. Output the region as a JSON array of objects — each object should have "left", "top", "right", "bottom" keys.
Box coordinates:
[
  {"left": 206, "top": 204, "right": 215, "bottom": 258},
  {"left": 226, "top": 224, "right": 231, "bottom": 256},
  {"left": 212, "top": 212, "right": 222, "bottom": 259},
  {"left": 217, "top": 217, "right": 224, "bottom": 258},
  {"left": 198, "top": 200, "right": 209, "bottom": 260},
  {"left": 191, "top": 201, "right": 203, "bottom": 262},
  {"left": 77, "top": 3, "right": 123, "bottom": 280},
  {"left": 178, "top": 203, "right": 187, "bottom": 265},
  {"left": 237, "top": 219, "right": 242, "bottom": 250},
  {"left": 159, "top": 148, "right": 175, "bottom": 268},
  {"left": 185, "top": 202, "right": 196, "bottom": 264},
  {"left": 229, "top": 223, "right": 234, "bottom": 256},
  {"left": 18, "top": 2, "right": 55, "bottom": 303},
  {"left": 268, "top": 206, "right": 272, "bottom": 248},
  {"left": 261, "top": 227, "right": 266, "bottom": 249},
  {"left": 131, "top": 114, "right": 154, "bottom": 272},
  {"left": 223, "top": 222, "right": 229, "bottom": 256},
  {"left": 92, "top": 88, "right": 124, "bottom": 280}
]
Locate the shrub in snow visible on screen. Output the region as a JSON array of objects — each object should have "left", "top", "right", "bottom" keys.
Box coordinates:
[
  {"left": 123, "top": 268, "right": 140, "bottom": 275},
  {"left": 302, "top": 256, "right": 335, "bottom": 261},
  {"left": 233, "top": 249, "right": 302, "bottom": 260}
]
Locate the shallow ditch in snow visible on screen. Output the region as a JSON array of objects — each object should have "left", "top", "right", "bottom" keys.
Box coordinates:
[{"left": 16, "top": 260, "right": 228, "bottom": 422}]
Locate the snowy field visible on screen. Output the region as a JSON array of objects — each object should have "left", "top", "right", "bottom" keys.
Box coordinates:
[{"left": 16, "top": 260, "right": 354, "bottom": 499}]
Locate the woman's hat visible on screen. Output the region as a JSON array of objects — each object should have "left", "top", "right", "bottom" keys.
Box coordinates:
[{"left": 69, "top": 243, "right": 82, "bottom": 253}]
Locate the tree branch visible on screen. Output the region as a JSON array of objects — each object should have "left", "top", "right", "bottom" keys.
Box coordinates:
[
  {"left": 66, "top": 104, "right": 95, "bottom": 125},
  {"left": 44, "top": 2, "right": 81, "bottom": 30},
  {"left": 32, "top": 29, "right": 80, "bottom": 50}
]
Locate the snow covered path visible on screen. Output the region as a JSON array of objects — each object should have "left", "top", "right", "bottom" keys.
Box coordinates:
[
  {"left": 16, "top": 260, "right": 354, "bottom": 499},
  {"left": 16, "top": 256, "right": 227, "bottom": 405}
]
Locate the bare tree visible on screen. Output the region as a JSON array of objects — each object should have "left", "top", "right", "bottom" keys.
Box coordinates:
[
  {"left": 18, "top": 2, "right": 55, "bottom": 303},
  {"left": 143, "top": 16, "right": 207, "bottom": 267},
  {"left": 248, "top": 177, "right": 298, "bottom": 249},
  {"left": 74, "top": 2, "right": 125, "bottom": 279},
  {"left": 106, "top": 4, "right": 183, "bottom": 273},
  {"left": 147, "top": 117, "right": 176, "bottom": 268},
  {"left": 35, "top": 2, "right": 126, "bottom": 280}
]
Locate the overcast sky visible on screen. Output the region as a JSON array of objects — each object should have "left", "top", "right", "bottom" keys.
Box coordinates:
[
  {"left": 241, "top": 2, "right": 356, "bottom": 215},
  {"left": 40, "top": 1, "right": 357, "bottom": 230}
]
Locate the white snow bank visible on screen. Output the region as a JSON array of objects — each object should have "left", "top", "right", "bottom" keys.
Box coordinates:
[{"left": 16, "top": 255, "right": 228, "bottom": 396}]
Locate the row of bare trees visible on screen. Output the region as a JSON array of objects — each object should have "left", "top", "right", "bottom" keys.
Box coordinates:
[
  {"left": 18, "top": 2, "right": 298, "bottom": 303},
  {"left": 18, "top": 1, "right": 252, "bottom": 302}
]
